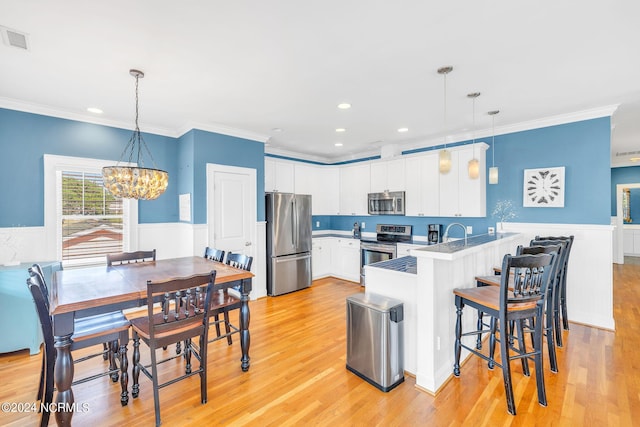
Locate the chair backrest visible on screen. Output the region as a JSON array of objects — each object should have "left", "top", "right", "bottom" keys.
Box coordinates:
[
  {"left": 26, "top": 276, "right": 55, "bottom": 356},
  {"left": 534, "top": 235, "right": 574, "bottom": 263},
  {"left": 28, "top": 264, "right": 50, "bottom": 311},
  {"left": 499, "top": 252, "right": 555, "bottom": 307},
  {"left": 225, "top": 253, "right": 253, "bottom": 271},
  {"left": 107, "top": 249, "right": 156, "bottom": 266},
  {"left": 530, "top": 238, "right": 569, "bottom": 283},
  {"left": 146, "top": 271, "right": 216, "bottom": 348},
  {"left": 204, "top": 247, "right": 225, "bottom": 263},
  {"left": 518, "top": 243, "right": 564, "bottom": 291}
]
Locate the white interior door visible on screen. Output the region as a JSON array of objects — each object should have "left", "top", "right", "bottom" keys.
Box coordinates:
[{"left": 207, "top": 164, "right": 256, "bottom": 259}]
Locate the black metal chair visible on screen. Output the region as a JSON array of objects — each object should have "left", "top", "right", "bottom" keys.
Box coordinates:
[
  {"left": 534, "top": 235, "right": 574, "bottom": 343},
  {"left": 27, "top": 275, "right": 131, "bottom": 427},
  {"left": 131, "top": 272, "right": 216, "bottom": 427},
  {"left": 453, "top": 252, "right": 556, "bottom": 415}
]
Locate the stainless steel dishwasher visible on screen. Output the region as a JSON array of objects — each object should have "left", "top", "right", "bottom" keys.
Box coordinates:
[{"left": 346, "top": 293, "right": 404, "bottom": 392}]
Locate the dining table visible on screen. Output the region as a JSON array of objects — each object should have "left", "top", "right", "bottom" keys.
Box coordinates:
[{"left": 49, "top": 256, "right": 253, "bottom": 426}]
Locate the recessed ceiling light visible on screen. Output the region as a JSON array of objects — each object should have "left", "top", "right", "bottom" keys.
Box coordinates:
[
  {"left": 398, "top": 127, "right": 409, "bottom": 133},
  {"left": 337, "top": 103, "right": 351, "bottom": 110},
  {"left": 87, "top": 107, "right": 103, "bottom": 114},
  {"left": 336, "top": 128, "right": 346, "bottom": 133},
  {"left": 335, "top": 142, "right": 343, "bottom": 147},
  {"left": 271, "top": 127, "right": 283, "bottom": 132},
  {"left": 630, "top": 157, "right": 640, "bottom": 162}
]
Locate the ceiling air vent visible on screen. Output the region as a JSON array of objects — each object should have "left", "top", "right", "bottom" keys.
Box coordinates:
[
  {"left": 0, "top": 26, "right": 29, "bottom": 50},
  {"left": 616, "top": 150, "right": 640, "bottom": 157}
]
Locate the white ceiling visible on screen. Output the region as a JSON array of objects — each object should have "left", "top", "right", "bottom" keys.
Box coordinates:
[{"left": 1, "top": 1, "right": 639, "bottom": 165}]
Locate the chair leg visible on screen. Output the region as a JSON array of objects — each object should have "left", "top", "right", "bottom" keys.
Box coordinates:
[
  {"left": 499, "top": 314, "right": 516, "bottom": 415},
  {"left": 37, "top": 351, "right": 45, "bottom": 402},
  {"left": 561, "top": 277, "right": 569, "bottom": 330},
  {"left": 150, "top": 343, "right": 162, "bottom": 427},
  {"left": 453, "top": 297, "right": 463, "bottom": 377},
  {"left": 176, "top": 340, "right": 182, "bottom": 355},
  {"left": 545, "top": 301, "right": 558, "bottom": 373},
  {"left": 102, "top": 342, "right": 109, "bottom": 360},
  {"left": 488, "top": 317, "right": 497, "bottom": 370},
  {"left": 554, "top": 288, "right": 563, "bottom": 347},
  {"left": 199, "top": 334, "right": 208, "bottom": 404},
  {"left": 213, "top": 313, "right": 222, "bottom": 338},
  {"left": 476, "top": 310, "right": 484, "bottom": 349},
  {"left": 40, "top": 346, "right": 55, "bottom": 427},
  {"left": 533, "top": 308, "right": 548, "bottom": 407},
  {"left": 132, "top": 333, "right": 140, "bottom": 398},
  {"left": 224, "top": 310, "right": 233, "bottom": 345},
  {"left": 515, "top": 320, "right": 530, "bottom": 377}
]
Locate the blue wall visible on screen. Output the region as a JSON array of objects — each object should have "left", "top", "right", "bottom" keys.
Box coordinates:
[
  {"left": 0, "top": 108, "right": 178, "bottom": 226},
  {"left": 0, "top": 108, "right": 265, "bottom": 227},
  {"left": 313, "top": 117, "right": 612, "bottom": 238},
  {"left": 611, "top": 166, "right": 640, "bottom": 216}
]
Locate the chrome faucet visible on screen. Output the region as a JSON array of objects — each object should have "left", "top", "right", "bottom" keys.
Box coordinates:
[{"left": 443, "top": 222, "right": 467, "bottom": 245}]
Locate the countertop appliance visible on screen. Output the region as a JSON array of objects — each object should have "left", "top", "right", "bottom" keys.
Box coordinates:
[
  {"left": 353, "top": 222, "right": 361, "bottom": 238},
  {"left": 428, "top": 224, "right": 443, "bottom": 245},
  {"left": 346, "top": 292, "right": 405, "bottom": 392},
  {"left": 266, "top": 192, "right": 312, "bottom": 296},
  {"left": 360, "top": 224, "right": 412, "bottom": 285},
  {"left": 367, "top": 191, "right": 405, "bottom": 215}
]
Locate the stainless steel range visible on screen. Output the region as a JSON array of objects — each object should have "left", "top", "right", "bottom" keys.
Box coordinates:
[{"left": 360, "top": 224, "right": 412, "bottom": 285}]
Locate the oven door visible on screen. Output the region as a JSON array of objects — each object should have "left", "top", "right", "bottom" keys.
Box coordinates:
[{"left": 360, "top": 242, "right": 396, "bottom": 285}]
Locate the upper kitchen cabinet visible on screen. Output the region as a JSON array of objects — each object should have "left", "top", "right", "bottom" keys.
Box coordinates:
[
  {"left": 405, "top": 153, "right": 440, "bottom": 217},
  {"left": 339, "top": 163, "right": 370, "bottom": 215},
  {"left": 439, "top": 144, "right": 487, "bottom": 217},
  {"left": 265, "top": 158, "right": 295, "bottom": 193},
  {"left": 295, "top": 163, "right": 340, "bottom": 215},
  {"left": 370, "top": 158, "right": 406, "bottom": 193}
]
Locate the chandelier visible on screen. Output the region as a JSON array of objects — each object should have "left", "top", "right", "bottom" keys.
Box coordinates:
[{"left": 102, "top": 69, "right": 168, "bottom": 200}]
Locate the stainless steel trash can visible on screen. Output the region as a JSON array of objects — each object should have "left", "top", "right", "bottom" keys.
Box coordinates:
[{"left": 346, "top": 292, "right": 404, "bottom": 392}]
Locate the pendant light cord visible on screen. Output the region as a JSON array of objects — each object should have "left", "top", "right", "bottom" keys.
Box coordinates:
[
  {"left": 443, "top": 72, "right": 447, "bottom": 149},
  {"left": 491, "top": 114, "right": 495, "bottom": 167}
]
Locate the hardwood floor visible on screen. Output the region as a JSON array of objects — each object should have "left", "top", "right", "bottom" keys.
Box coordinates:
[{"left": 2, "top": 266, "right": 639, "bottom": 426}]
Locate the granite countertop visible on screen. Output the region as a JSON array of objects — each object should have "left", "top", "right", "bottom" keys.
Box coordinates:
[
  {"left": 414, "top": 232, "right": 519, "bottom": 255},
  {"left": 367, "top": 256, "right": 417, "bottom": 274}
]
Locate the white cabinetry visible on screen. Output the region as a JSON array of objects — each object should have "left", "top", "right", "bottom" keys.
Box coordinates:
[
  {"left": 294, "top": 164, "right": 339, "bottom": 215},
  {"left": 405, "top": 153, "right": 440, "bottom": 217},
  {"left": 339, "top": 163, "right": 370, "bottom": 215},
  {"left": 623, "top": 227, "right": 640, "bottom": 256},
  {"left": 397, "top": 243, "right": 426, "bottom": 257},
  {"left": 438, "top": 144, "right": 487, "bottom": 217},
  {"left": 370, "top": 158, "right": 406, "bottom": 193},
  {"left": 265, "top": 158, "right": 294, "bottom": 193},
  {"left": 312, "top": 238, "right": 332, "bottom": 279},
  {"left": 332, "top": 238, "right": 360, "bottom": 282}
]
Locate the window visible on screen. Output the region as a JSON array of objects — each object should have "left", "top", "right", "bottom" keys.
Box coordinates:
[
  {"left": 44, "top": 155, "right": 138, "bottom": 267},
  {"left": 61, "top": 171, "right": 124, "bottom": 262}
]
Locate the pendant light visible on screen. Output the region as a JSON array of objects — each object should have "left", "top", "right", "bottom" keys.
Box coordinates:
[
  {"left": 437, "top": 66, "right": 452, "bottom": 174},
  {"left": 467, "top": 92, "right": 481, "bottom": 180},
  {"left": 488, "top": 110, "right": 500, "bottom": 184},
  {"left": 102, "top": 69, "right": 169, "bottom": 200}
]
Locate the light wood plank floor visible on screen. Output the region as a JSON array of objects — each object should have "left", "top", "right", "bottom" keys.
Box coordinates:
[{"left": 2, "top": 264, "right": 639, "bottom": 426}]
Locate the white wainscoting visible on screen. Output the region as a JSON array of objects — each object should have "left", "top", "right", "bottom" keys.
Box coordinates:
[
  {"left": 501, "top": 222, "right": 615, "bottom": 330},
  {"left": 1, "top": 221, "right": 267, "bottom": 300}
]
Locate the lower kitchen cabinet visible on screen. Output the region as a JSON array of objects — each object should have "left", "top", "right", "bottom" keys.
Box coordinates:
[
  {"left": 312, "top": 238, "right": 332, "bottom": 279},
  {"left": 333, "top": 238, "right": 361, "bottom": 282}
]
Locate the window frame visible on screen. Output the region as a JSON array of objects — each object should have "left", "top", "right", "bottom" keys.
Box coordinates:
[{"left": 44, "top": 154, "right": 138, "bottom": 267}]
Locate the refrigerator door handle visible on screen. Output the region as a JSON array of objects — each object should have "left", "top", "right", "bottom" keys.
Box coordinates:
[
  {"left": 292, "top": 197, "right": 298, "bottom": 248},
  {"left": 274, "top": 253, "right": 311, "bottom": 263}
]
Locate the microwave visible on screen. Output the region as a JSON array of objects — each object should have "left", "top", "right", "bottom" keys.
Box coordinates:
[{"left": 368, "top": 191, "right": 405, "bottom": 215}]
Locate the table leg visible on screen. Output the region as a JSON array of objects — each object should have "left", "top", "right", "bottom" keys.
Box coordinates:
[
  {"left": 53, "top": 333, "right": 74, "bottom": 426},
  {"left": 240, "top": 278, "right": 252, "bottom": 372}
]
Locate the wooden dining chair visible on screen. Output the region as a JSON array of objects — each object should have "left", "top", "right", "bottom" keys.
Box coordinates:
[
  {"left": 204, "top": 246, "right": 225, "bottom": 263},
  {"left": 106, "top": 249, "right": 156, "bottom": 266},
  {"left": 131, "top": 271, "right": 216, "bottom": 427},
  {"left": 453, "top": 252, "right": 555, "bottom": 415},
  {"left": 534, "top": 235, "right": 574, "bottom": 341},
  {"left": 27, "top": 275, "right": 131, "bottom": 427},
  {"left": 208, "top": 252, "right": 253, "bottom": 345}
]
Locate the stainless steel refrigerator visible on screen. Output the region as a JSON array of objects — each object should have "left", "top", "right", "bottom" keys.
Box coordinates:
[{"left": 266, "top": 192, "right": 312, "bottom": 296}]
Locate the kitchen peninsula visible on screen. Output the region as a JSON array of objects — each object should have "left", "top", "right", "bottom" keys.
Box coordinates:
[{"left": 364, "top": 232, "right": 521, "bottom": 394}]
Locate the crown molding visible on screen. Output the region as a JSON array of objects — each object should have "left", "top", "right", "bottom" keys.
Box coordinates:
[
  {"left": 177, "top": 121, "right": 269, "bottom": 143},
  {"left": 0, "top": 97, "right": 177, "bottom": 137}
]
